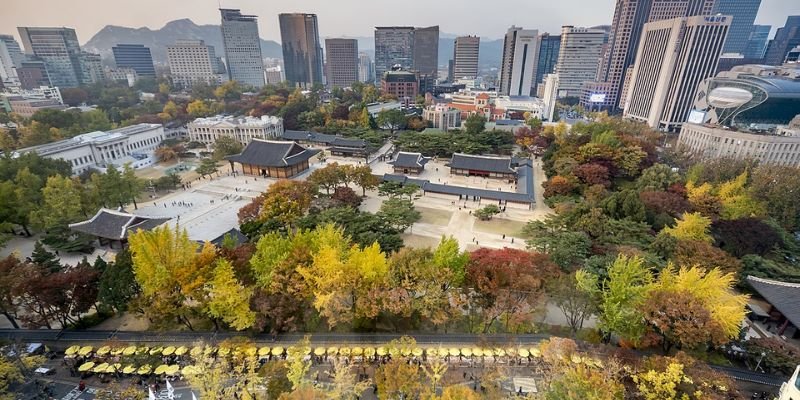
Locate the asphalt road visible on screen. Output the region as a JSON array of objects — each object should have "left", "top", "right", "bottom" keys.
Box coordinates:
[{"left": 0, "top": 329, "right": 786, "bottom": 389}]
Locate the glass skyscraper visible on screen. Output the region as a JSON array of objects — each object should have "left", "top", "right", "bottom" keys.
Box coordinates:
[
  {"left": 743, "top": 25, "right": 771, "bottom": 59},
  {"left": 279, "top": 13, "right": 323, "bottom": 89},
  {"left": 764, "top": 16, "right": 800, "bottom": 65},
  {"left": 221, "top": 8, "right": 265, "bottom": 88},
  {"left": 533, "top": 33, "right": 560, "bottom": 94},
  {"left": 711, "top": 0, "right": 762, "bottom": 55},
  {"left": 17, "top": 27, "right": 83, "bottom": 87},
  {"left": 112, "top": 44, "right": 156, "bottom": 78}
]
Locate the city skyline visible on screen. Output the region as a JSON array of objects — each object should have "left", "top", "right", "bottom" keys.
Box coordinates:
[{"left": 3, "top": 0, "right": 798, "bottom": 46}]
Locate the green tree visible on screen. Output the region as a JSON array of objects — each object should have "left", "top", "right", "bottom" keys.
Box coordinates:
[
  {"left": 308, "top": 163, "right": 346, "bottom": 194},
  {"left": 195, "top": 158, "right": 219, "bottom": 178},
  {"left": 662, "top": 212, "right": 713, "bottom": 243},
  {"left": 637, "top": 163, "right": 681, "bottom": 191},
  {"left": 206, "top": 259, "right": 255, "bottom": 330},
  {"left": 212, "top": 136, "right": 243, "bottom": 160},
  {"left": 464, "top": 114, "right": 486, "bottom": 135},
  {"left": 474, "top": 204, "right": 501, "bottom": 220},
  {"left": 524, "top": 217, "right": 592, "bottom": 270},
  {"left": 97, "top": 249, "right": 138, "bottom": 313},
  {"left": 32, "top": 175, "right": 83, "bottom": 231},
  {"left": 376, "top": 109, "right": 406, "bottom": 133},
  {"left": 577, "top": 254, "right": 653, "bottom": 343},
  {"left": 187, "top": 100, "right": 212, "bottom": 118},
  {"left": 432, "top": 236, "right": 469, "bottom": 287},
  {"left": 377, "top": 198, "right": 420, "bottom": 232}
]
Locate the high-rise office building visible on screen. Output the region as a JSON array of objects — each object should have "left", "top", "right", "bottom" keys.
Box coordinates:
[
  {"left": 453, "top": 36, "right": 480, "bottom": 79},
  {"left": 624, "top": 15, "right": 730, "bottom": 131},
  {"left": 358, "top": 52, "right": 374, "bottom": 83},
  {"left": 78, "top": 52, "right": 104, "bottom": 85},
  {"left": 580, "top": 0, "right": 715, "bottom": 110},
  {"left": 374, "top": 26, "right": 438, "bottom": 87},
  {"left": 112, "top": 44, "right": 156, "bottom": 78},
  {"left": 279, "top": 13, "right": 324, "bottom": 88},
  {"left": 0, "top": 35, "right": 25, "bottom": 85},
  {"left": 17, "top": 27, "right": 84, "bottom": 87},
  {"left": 374, "top": 27, "right": 414, "bottom": 82},
  {"left": 413, "top": 26, "right": 439, "bottom": 77},
  {"left": 532, "top": 33, "right": 561, "bottom": 94},
  {"left": 744, "top": 25, "right": 772, "bottom": 59},
  {"left": 167, "top": 40, "right": 225, "bottom": 88},
  {"left": 764, "top": 16, "right": 800, "bottom": 65},
  {"left": 325, "top": 38, "right": 358, "bottom": 88},
  {"left": 221, "top": 9, "right": 265, "bottom": 88},
  {"left": 555, "top": 26, "right": 606, "bottom": 98},
  {"left": 712, "top": 0, "right": 762, "bottom": 55},
  {"left": 499, "top": 26, "right": 539, "bottom": 96},
  {"left": 16, "top": 60, "right": 50, "bottom": 89}
]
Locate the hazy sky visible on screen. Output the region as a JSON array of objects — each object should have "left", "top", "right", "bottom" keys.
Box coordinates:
[{"left": 3, "top": 0, "right": 799, "bottom": 44}]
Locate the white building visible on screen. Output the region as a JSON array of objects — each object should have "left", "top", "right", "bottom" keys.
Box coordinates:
[
  {"left": 358, "top": 52, "right": 374, "bottom": 83},
  {"left": 17, "top": 123, "right": 165, "bottom": 175},
  {"left": 555, "top": 26, "right": 606, "bottom": 98},
  {"left": 499, "top": 26, "right": 538, "bottom": 96},
  {"left": 265, "top": 66, "right": 284, "bottom": 85},
  {"left": 1, "top": 85, "right": 62, "bottom": 103},
  {"left": 167, "top": 40, "right": 225, "bottom": 88},
  {"left": 422, "top": 104, "right": 462, "bottom": 131},
  {"left": 187, "top": 115, "right": 284, "bottom": 146},
  {"left": 779, "top": 365, "right": 800, "bottom": 400},
  {"left": 493, "top": 96, "right": 544, "bottom": 120},
  {"left": 678, "top": 122, "right": 800, "bottom": 167},
  {"left": 105, "top": 67, "right": 138, "bottom": 87},
  {"left": 624, "top": 15, "right": 731, "bottom": 131},
  {"left": 542, "top": 73, "right": 560, "bottom": 121}
]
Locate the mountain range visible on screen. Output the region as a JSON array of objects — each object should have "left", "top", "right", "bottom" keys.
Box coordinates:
[
  {"left": 83, "top": 19, "right": 283, "bottom": 64},
  {"left": 84, "top": 19, "right": 503, "bottom": 68}
]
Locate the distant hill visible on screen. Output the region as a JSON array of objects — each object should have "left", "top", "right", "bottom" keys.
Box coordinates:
[{"left": 83, "top": 19, "right": 283, "bottom": 64}]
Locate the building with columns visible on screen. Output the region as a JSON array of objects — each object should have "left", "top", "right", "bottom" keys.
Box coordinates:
[
  {"left": 16, "top": 124, "right": 165, "bottom": 175},
  {"left": 188, "top": 115, "right": 284, "bottom": 146}
]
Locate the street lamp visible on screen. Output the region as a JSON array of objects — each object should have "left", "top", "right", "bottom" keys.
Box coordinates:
[{"left": 754, "top": 352, "right": 766, "bottom": 372}]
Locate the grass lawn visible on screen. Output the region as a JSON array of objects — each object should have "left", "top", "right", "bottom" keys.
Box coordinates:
[
  {"left": 473, "top": 218, "right": 527, "bottom": 236},
  {"left": 401, "top": 234, "right": 442, "bottom": 249},
  {"left": 415, "top": 206, "right": 453, "bottom": 226}
]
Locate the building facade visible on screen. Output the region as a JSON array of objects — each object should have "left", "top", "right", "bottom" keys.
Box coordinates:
[
  {"left": 221, "top": 9, "right": 265, "bottom": 88},
  {"left": 678, "top": 122, "right": 800, "bottom": 167},
  {"left": 187, "top": 115, "right": 284, "bottom": 146},
  {"left": 624, "top": 15, "right": 730, "bottom": 131},
  {"left": 16, "top": 60, "right": 49, "bottom": 89},
  {"left": 265, "top": 65, "right": 284, "bottom": 85},
  {"left": 16, "top": 124, "right": 165, "bottom": 175},
  {"left": 711, "top": 0, "right": 762, "bottom": 55},
  {"left": 79, "top": 52, "right": 105, "bottom": 85},
  {"left": 778, "top": 366, "right": 800, "bottom": 400},
  {"left": 744, "top": 25, "right": 772, "bottom": 59},
  {"left": 112, "top": 44, "right": 156, "bottom": 78},
  {"left": 279, "top": 13, "right": 323, "bottom": 89},
  {"left": 374, "top": 27, "right": 414, "bottom": 83},
  {"left": 358, "top": 52, "right": 374, "bottom": 83},
  {"left": 764, "top": 16, "right": 800, "bottom": 66},
  {"left": 325, "top": 38, "right": 358, "bottom": 88},
  {"left": 413, "top": 26, "right": 439, "bottom": 78},
  {"left": 499, "top": 26, "right": 539, "bottom": 97},
  {"left": 422, "top": 104, "right": 462, "bottom": 130},
  {"left": 226, "top": 140, "right": 319, "bottom": 177},
  {"left": 167, "top": 40, "right": 225, "bottom": 88},
  {"left": 0, "top": 35, "right": 24, "bottom": 86},
  {"left": 453, "top": 36, "right": 480, "bottom": 79},
  {"left": 532, "top": 33, "right": 560, "bottom": 94},
  {"left": 7, "top": 97, "right": 66, "bottom": 117},
  {"left": 542, "top": 73, "right": 560, "bottom": 121},
  {"left": 381, "top": 69, "right": 419, "bottom": 101},
  {"left": 17, "top": 27, "right": 83, "bottom": 87},
  {"left": 555, "top": 26, "right": 606, "bottom": 98},
  {"left": 580, "top": 0, "right": 715, "bottom": 110}
]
